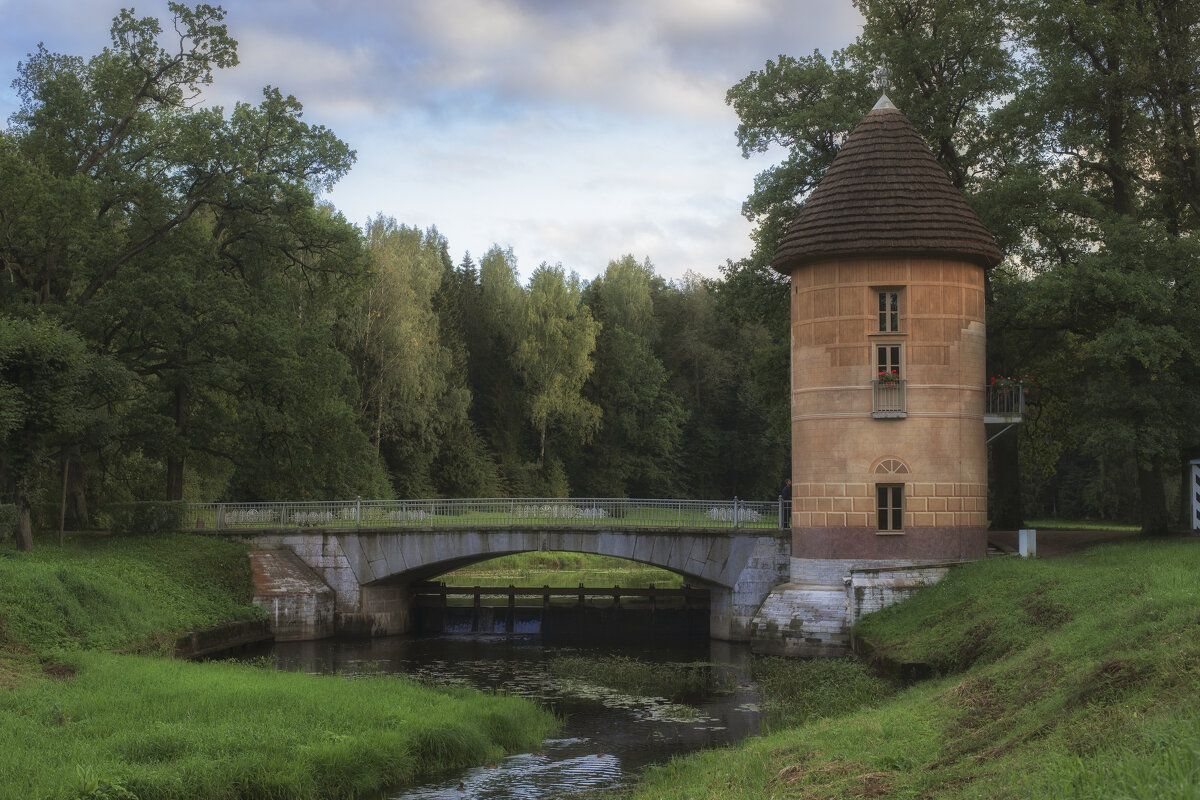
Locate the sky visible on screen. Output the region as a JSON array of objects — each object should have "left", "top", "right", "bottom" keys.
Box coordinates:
[{"left": 0, "top": 0, "right": 864, "bottom": 282}]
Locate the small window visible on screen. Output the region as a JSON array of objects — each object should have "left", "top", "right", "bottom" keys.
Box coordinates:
[
  {"left": 877, "top": 344, "right": 902, "bottom": 380},
  {"left": 877, "top": 484, "right": 903, "bottom": 531},
  {"left": 878, "top": 291, "right": 899, "bottom": 332}
]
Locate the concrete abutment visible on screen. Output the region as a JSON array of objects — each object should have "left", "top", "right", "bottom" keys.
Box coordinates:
[{"left": 749, "top": 557, "right": 958, "bottom": 657}]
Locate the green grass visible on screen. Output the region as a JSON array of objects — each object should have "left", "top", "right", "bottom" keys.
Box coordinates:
[
  {"left": 1023, "top": 518, "right": 1140, "bottom": 531},
  {"left": 0, "top": 534, "right": 263, "bottom": 659},
  {"left": 0, "top": 533, "right": 555, "bottom": 800},
  {"left": 628, "top": 537, "right": 1200, "bottom": 799},
  {"left": 439, "top": 551, "right": 684, "bottom": 589},
  {"left": 0, "top": 652, "right": 553, "bottom": 800},
  {"left": 749, "top": 656, "right": 897, "bottom": 733}
]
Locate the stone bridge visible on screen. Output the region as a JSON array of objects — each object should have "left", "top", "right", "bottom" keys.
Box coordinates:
[{"left": 226, "top": 525, "right": 790, "bottom": 641}]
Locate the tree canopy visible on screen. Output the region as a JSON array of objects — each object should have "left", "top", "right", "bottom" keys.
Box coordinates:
[
  {"left": 724, "top": 0, "right": 1200, "bottom": 533},
  {"left": 5, "top": 1, "right": 1193, "bottom": 547}
]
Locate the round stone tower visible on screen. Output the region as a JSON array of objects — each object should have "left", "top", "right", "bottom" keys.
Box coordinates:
[{"left": 752, "top": 96, "right": 1001, "bottom": 657}]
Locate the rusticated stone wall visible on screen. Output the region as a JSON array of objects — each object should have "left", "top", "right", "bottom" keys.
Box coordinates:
[{"left": 789, "top": 256, "right": 988, "bottom": 562}]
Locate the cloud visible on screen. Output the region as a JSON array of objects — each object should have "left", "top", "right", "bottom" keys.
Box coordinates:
[{"left": 1, "top": 0, "right": 864, "bottom": 280}]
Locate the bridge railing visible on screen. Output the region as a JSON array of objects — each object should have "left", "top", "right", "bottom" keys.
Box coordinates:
[{"left": 181, "top": 497, "right": 784, "bottom": 532}]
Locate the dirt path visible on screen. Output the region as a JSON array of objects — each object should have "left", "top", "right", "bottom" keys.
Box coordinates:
[{"left": 987, "top": 529, "right": 1144, "bottom": 557}]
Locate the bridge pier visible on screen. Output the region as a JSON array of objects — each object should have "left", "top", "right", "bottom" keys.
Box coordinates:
[{"left": 339, "top": 584, "right": 413, "bottom": 637}]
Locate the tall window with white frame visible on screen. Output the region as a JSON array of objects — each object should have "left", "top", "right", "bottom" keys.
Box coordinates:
[
  {"left": 877, "top": 484, "right": 903, "bottom": 531},
  {"left": 877, "top": 344, "right": 901, "bottom": 381},
  {"left": 878, "top": 290, "right": 899, "bottom": 332}
]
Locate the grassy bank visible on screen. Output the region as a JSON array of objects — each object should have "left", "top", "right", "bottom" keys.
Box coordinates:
[
  {"left": 629, "top": 537, "right": 1200, "bottom": 799},
  {"left": 440, "top": 551, "right": 683, "bottom": 589},
  {"left": 0, "top": 534, "right": 555, "bottom": 800}
]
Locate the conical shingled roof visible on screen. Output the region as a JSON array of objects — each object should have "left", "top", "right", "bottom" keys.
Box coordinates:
[{"left": 770, "top": 99, "right": 1001, "bottom": 274}]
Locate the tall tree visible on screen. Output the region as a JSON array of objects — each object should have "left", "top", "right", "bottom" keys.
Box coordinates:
[
  {"left": 473, "top": 246, "right": 530, "bottom": 492},
  {"left": 515, "top": 264, "right": 601, "bottom": 489},
  {"left": 0, "top": 4, "right": 385, "bottom": 511},
  {"left": 430, "top": 250, "right": 500, "bottom": 496},
  {"left": 573, "top": 256, "right": 685, "bottom": 497},
  {"left": 0, "top": 317, "right": 111, "bottom": 549},
  {"left": 1004, "top": 0, "right": 1200, "bottom": 532},
  {"left": 346, "top": 218, "right": 455, "bottom": 495}
]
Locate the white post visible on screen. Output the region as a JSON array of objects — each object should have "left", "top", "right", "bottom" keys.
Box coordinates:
[
  {"left": 1019, "top": 528, "right": 1036, "bottom": 558},
  {"left": 1191, "top": 460, "right": 1200, "bottom": 534}
]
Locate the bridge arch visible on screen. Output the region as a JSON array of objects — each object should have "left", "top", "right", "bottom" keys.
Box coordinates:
[{"left": 234, "top": 525, "right": 789, "bottom": 641}]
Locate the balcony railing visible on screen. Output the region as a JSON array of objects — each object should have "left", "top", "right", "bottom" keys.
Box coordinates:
[
  {"left": 872, "top": 379, "right": 907, "bottom": 418},
  {"left": 985, "top": 382, "right": 1026, "bottom": 422}
]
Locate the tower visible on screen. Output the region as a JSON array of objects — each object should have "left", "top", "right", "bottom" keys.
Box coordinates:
[{"left": 754, "top": 96, "right": 1001, "bottom": 656}]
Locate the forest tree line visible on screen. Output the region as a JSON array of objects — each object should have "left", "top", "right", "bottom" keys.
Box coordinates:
[
  {"left": 0, "top": 5, "right": 788, "bottom": 550},
  {"left": 4, "top": 1, "right": 1200, "bottom": 551}
]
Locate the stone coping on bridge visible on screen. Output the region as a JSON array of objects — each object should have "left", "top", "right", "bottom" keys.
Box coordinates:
[{"left": 196, "top": 524, "right": 791, "bottom": 538}]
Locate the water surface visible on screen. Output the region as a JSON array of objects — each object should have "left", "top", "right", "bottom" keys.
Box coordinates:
[{"left": 267, "top": 635, "right": 762, "bottom": 799}]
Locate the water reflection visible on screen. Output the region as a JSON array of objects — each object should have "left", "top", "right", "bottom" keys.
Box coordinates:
[{"left": 266, "top": 635, "right": 761, "bottom": 799}]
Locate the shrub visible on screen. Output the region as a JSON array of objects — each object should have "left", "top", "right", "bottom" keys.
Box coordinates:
[
  {"left": 0, "top": 504, "right": 17, "bottom": 541},
  {"left": 105, "top": 502, "right": 186, "bottom": 536}
]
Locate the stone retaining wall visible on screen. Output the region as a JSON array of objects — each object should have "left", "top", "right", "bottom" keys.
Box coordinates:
[{"left": 748, "top": 559, "right": 959, "bottom": 657}]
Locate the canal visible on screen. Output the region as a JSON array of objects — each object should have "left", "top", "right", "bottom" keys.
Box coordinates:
[{"left": 263, "top": 633, "right": 764, "bottom": 799}]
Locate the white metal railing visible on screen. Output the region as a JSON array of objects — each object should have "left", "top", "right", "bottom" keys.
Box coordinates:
[
  {"left": 180, "top": 497, "right": 785, "bottom": 532},
  {"left": 986, "top": 382, "right": 1027, "bottom": 417},
  {"left": 872, "top": 379, "right": 907, "bottom": 418}
]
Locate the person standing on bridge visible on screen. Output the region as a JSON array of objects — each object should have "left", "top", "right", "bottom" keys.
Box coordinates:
[{"left": 780, "top": 478, "right": 791, "bottom": 529}]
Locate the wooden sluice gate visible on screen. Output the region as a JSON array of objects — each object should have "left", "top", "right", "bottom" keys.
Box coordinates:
[{"left": 410, "top": 582, "right": 711, "bottom": 642}]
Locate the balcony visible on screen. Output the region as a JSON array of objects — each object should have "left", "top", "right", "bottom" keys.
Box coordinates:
[
  {"left": 985, "top": 382, "right": 1026, "bottom": 424},
  {"left": 872, "top": 379, "right": 906, "bottom": 418}
]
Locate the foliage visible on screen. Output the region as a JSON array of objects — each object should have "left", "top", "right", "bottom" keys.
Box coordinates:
[
  {"left": 571, "top": 256, "right": 686, "bottom": 497},
  {"left": 655, "top": 273, "right": 788, "bottom": 499},
  {"left": 516, "top": 263, "right": 601, "bottom": 469},
  {"left": 725, "top": 0, "right": 1200, "bottom": 530},
  {"left": 103, "top": 502, "right": 187, "bottom": 537},
  {"left": 0, "top": 316, "right": 115, "bottom": 549},
  {"left": 345, "top": 218, "right": 459, "bottom": 495},
  {"left": 0, "top": 505, "right": 16, "bottom": 541},
  {"left": 0, "top": 3, "right": 390, "bottom": 527}
]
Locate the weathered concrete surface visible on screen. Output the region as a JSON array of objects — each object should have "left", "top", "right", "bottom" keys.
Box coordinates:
[
  {"left": 234, "top": 527, "right": 790, "bottom": 641},
  {"left": 749, "top": 558, "right": 959, "bottom": 657},
  {"left": 173, "top": 619, "right": 273, "bottom": 659},
  {"left": 248, "top": 550, "right": 336, "bottom": 640}
]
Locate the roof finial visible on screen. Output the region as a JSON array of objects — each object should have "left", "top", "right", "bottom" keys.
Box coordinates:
[{"left": 871, "top": 56, "right": 896, "bottom": 110}]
